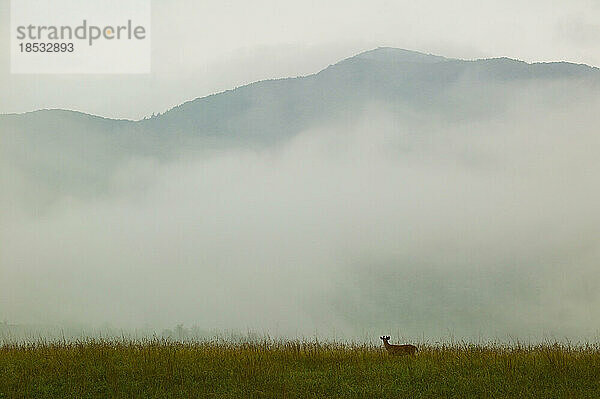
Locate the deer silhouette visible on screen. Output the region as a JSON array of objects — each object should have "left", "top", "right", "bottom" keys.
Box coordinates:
[{"left": 380, "top": 336, "right": 418, "bottom": 356}]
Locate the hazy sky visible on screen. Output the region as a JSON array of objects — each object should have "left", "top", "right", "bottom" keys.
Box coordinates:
[{"left": 1, "top": 0, "right": 600, "bottom": 119}]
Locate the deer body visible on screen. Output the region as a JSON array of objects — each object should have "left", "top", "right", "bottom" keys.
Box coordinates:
[{"left": 380, "top": 336, "right": 418, "bottom": 356}]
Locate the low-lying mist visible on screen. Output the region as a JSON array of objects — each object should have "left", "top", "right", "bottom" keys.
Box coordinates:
[{"left": 2, "top": 83, "right": 600, "bottom": 342}]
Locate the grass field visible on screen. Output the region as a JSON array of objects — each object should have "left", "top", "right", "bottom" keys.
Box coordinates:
[{"left": 2, "top": 339, "right": 600, "bottom": 398}]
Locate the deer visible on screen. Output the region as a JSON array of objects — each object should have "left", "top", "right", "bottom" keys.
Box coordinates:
[{"left": 380, "top": 336, "right": 418, "bottom": 356}]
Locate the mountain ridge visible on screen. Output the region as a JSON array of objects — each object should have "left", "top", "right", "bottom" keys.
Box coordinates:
[
  {"left": 2, "top": 46, "right": 600, "bottom": 205},
  {"left": 2, "top": 47, "right": 598, "bottom": 121}
]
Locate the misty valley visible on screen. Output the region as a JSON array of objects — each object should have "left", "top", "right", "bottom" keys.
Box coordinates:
[{"left": 2, "top": 48, "right": 600, "bottom": 342}]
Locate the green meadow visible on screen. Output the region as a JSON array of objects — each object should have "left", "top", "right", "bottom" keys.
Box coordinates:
[{"left": 2, "top": 339, "right": 600, "bottom": 398}]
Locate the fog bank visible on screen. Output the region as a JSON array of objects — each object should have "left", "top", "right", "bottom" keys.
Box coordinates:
[{"left": 2, "top": 84, "right": 600, "bottom": 342}]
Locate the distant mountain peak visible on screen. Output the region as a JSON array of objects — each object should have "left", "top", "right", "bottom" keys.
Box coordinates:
[
  {"left": 350, "top": 47, "right": 449, "bottom": 64},
  {"left": 2, "top": 47, "right": 598, "bottom": 122}
]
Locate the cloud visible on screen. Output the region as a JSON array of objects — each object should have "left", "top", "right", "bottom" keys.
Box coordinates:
[{"left": 2, "top": 82, "right": 600, "bottom": 342}]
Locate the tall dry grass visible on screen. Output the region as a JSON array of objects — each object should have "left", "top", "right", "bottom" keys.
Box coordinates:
[{"left": 1, "top": 339, "right": 600, "bottom": 398}]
